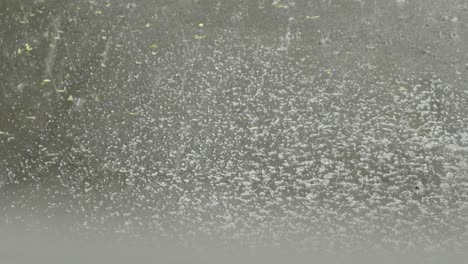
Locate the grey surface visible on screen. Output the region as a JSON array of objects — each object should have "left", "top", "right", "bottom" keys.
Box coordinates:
[{"left": 1, "top": 0, "right": 468, "bottom": 259}]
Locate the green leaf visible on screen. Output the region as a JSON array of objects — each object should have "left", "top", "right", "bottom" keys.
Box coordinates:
[
  {"left": 273, "top": 2, "right": 286, "bottom": 8},
  {"left": 194, "top": 34, "right": 207, "bottom": 40},
  {"left": 24, "top": 43, "right": 33, "bottom": 52},
  {"left": 41, "top": 79, "right": 51, "bottom": 86}
]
